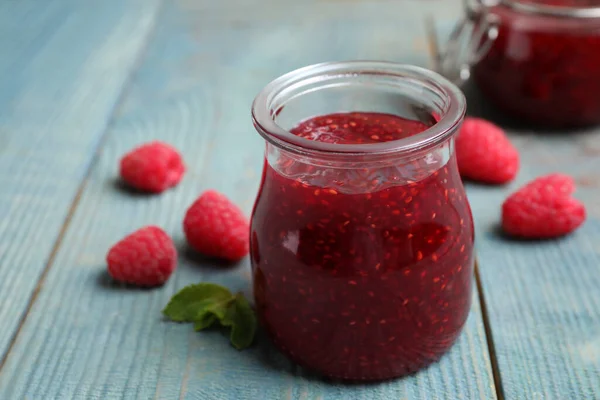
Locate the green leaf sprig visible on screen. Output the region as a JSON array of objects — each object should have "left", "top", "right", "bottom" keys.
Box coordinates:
[{"left": 162, "top": 283, "right": 257, "bottom": 350}]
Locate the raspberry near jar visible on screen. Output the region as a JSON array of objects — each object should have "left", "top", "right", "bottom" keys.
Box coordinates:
[
  {"left": 442, "top": 0, "right": 600, "bottom": 127},
  {"left": 250, "top": 62, "right": 475, "bottom": 381}
]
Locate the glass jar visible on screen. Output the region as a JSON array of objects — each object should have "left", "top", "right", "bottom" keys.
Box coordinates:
[
  {"left": 441, "top": 0, "right": 600, "bottom": 127},
  {"left": 250, "top": 62, "right": 475, "bottom": 381}
]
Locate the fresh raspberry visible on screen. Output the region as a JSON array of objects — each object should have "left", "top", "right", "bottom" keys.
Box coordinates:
[
  {"left": 455, "top": 118, "right": 519, "bottom": 184},
  {"left": 502, "top": 174, "right": 586, "bottom": 239},
  {"left": 119, "top": 141, "right": 185, "bottom": 193},
  {"left": 107, "top": 226, "right": 177, "bottom": 286},
  {"left": 183, "top": 190, "right": 249, "bottom": 262}
]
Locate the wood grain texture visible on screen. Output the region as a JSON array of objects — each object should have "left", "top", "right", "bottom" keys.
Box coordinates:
[
  {"left": 0, "top": 0, "right": 162, "bottom": 361},
  {"left": 0, "top": 0, "right": 496, "bottom": 399}
]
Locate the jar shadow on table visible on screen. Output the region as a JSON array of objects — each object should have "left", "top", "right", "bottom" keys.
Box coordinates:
[
  {"left": 244, "top": 331, "right": 424, "bottom": 386},
  {"left": 462, "top": 81, "right": 600, "bottom": 135}
]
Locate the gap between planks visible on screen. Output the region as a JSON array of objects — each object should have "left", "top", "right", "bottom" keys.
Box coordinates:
[
  {"left": 0, "top": 180, "right": 88, "bottom": 374},
  {"left": 0, "top": 0, "right": 165, "bottom": 375},
  {"left": 475, "top": 260, "right": 506, "bottom": 400}
]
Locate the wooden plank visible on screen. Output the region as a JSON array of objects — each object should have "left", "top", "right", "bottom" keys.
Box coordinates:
[
  {"left": 0, "top": 1, "right": 496, "bottom": 398},
  {"left": 0, "top": 0, "right": 162, "bottom": 361}
]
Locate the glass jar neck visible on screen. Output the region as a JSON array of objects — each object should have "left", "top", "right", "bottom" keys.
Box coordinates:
[
  {"left": 251, "top": 62, "right": 466, "bottom": 164},
  {"left": 265, "top": 140, "right": 456, "bottom": 195}
]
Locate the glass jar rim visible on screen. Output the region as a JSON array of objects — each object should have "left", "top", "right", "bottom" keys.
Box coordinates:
[
  {"left": 489, "top": 0, "right": 600, "bottom": 18},
  {"left": 251, "top": 61, "right": 466, "bottom": 159}
]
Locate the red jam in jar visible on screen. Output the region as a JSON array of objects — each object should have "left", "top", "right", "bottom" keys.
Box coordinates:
[
  {"left": 467, "top": 0, "right": 600, "bottom": 127},
  {"left": 250, "top": 62, "right": 474, "bottom": 381}
]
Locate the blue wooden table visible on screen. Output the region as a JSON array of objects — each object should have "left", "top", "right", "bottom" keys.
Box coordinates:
[{"left": 0, "top": 0, "right": 598, "bottom": 398}]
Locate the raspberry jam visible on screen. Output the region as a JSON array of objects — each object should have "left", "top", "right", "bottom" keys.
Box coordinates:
[
  {"left": 251, "top": 62, "right": 473, "bottom": 381},
  {"left": 470, "top": 0, "right": 600, "bottom": 126}
]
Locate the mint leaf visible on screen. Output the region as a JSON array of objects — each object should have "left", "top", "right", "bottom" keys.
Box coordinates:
[
  {"left": 220, "top": 302, "right": 237, "bottom": 327},
  {"left": 194, "top": 313, "right": 217, "bottom": 331},
  {"left": 163, "top": 283, "right": 257, "bottom": 351},
  {"left": 193, "top": 297, "right": 235, "bottom": 331},
  {"left": 228, "top": 294, "right": 257, "bottom": 350},
  {"left": 162, "top": 283, "right": 233, "bottom": 322}
]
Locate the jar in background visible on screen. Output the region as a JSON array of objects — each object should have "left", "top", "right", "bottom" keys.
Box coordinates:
[
  {"left": 441, "top": 0, "right": 600, "bottom": 127},
  {"left": 250, "top": 62, "right": 475, "bottom": 381}
]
